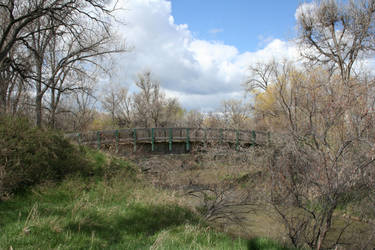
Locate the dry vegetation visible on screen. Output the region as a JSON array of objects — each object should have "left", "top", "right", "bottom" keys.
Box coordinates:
[{"left": 134, "top": 145, "right": 375, "bottom": 249}]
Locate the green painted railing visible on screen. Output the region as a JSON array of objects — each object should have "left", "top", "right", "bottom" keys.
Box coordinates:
[{"left": 66, "top": 127, "right": 270, "bottom": 152}]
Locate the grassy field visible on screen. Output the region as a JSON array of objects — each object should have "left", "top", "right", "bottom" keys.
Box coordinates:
[{"left": 0, "top": 149, "right": 292, "bottom": 250}]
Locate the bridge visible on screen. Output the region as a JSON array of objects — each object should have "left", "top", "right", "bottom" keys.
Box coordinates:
[{"left": 66, "top": 127, "right": 270, "bottom": 154}]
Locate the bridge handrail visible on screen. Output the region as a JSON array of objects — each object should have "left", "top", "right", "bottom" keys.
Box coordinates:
[{"left": 65, "top": 127, "right": 271, "bottom": 151}]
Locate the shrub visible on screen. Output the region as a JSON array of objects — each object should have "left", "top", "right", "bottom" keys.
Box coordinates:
[{"left": 0, "top": 115, "right": 91, "bottom": 197}]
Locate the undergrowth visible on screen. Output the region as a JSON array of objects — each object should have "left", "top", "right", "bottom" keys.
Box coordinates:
[{"left": 0, "top": 117, "right": 294, "bottom": 249}]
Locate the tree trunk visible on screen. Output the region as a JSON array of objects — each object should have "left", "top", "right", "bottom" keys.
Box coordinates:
[
  {"left": 35, "top": 66, "right": 43, "bottom": 128},
  {"left": 35, "top": 93, "right": 43, "bottom": 128}
]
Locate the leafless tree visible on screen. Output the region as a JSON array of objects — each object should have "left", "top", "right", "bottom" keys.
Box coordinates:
[
  {"left": 0, "top": 0, "right": 125, "bottom": 128},
  {"left": 0, "top": 48, "right": 30, "bottom": 114},
  {"left": 258, "top": 62, "right": 375, "bottom": 249},
  {"left": 0, "top": 0, "right": 114, "bottom": 67},
  {"left": 296, "top": 0, "right": 375, "bottom": 83},
  {"left": 244, "top": 60, "right": 276, "bottom": 92},
  {"left": 159, "top": 97, "right": 183, "bottom": 127},
  {"left": 45, "top": 25, "right": 124, "bottom": 128},
  {"left": 221, "top": 99, "right": 251, "bottom": 129},
  {"left": 60, "top": 81, "right": 97, "bottom": 131},
  {"left": 132, "top": 71, "right": 182, "bottom": 128},
  {"left": 102, "top": 85, "right": 133, "bottom": 128},
  {"left": 184, "top": 110, "right": 204, "bottom": 128}
]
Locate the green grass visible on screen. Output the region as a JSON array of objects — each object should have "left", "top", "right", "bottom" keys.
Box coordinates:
[
  {"left": 0, "top": 178, "right": 252, "bottom": 249},
  {"left": 247, "top": 238, "right": 294, "bottom": 250},
  {"left": 0, "top": 148, "right": 295, "bottom": 249},
  {"left": 0, "top": 150, "right": 250, "bottom": 249}
]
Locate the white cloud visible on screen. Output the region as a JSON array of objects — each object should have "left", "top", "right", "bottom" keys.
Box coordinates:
[
  {"left": 208, "top": 28, "right": 224, "bottom": 35},
  {"left": 111, "top": 0, "right": 300, "bottom": 111},
  {"left": 295, "top": 2, "right": 317, "bottom": 22}
]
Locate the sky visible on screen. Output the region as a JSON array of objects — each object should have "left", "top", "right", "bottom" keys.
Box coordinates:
[
  {"left": 110, "top": 0, "right": 309, "bottom": 111},
  {"left": 170, "top": 0, "right": 301, "bottom": 52}
]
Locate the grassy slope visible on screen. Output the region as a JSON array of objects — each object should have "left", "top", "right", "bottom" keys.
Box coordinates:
[{"left": 0, "top": 149, "right": 290, "bottom": 250}]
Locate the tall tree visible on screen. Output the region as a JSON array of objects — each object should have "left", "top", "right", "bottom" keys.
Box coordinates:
[
  {"left": 296, "top": 0, "right": 375, "bottom": 83},
  {"left": 0, "top": 0, "right": 123, "bottom": 128}
]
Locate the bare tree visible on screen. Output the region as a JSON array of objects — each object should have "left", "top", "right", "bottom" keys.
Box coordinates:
[
  {"left": 60, "top": 81, "right": 97, "bottom": 132},
  {"left": 0, "top": 0, "right": 114, "bottom": 67},
  {"left": 159, "top": 97, "right": 183, "bottom": 127},
  {"left": 184, "top": 110, "right": 204, "bottom": 128},
  {"left": 46, "top": 25, "right": 124, "bottom": 128},
  {"left": 221, "top": 99, "right": 251, "bottom": 129},
  {"left": 132, "top": 71, "right": 155, "bottom": 128},
  {"left": 296, "top": 0, "right": 375, "bottom": 83},
  {"left": 258, "top": 63, "right": 375, "bottom": 249},
  {"left": 244, "top": 60, "right": 276, "bottom": 92},
  {"left": 203, "top": 111, "right": 224, "bottom": 129},
  {"left": 0, "top": 48, "right": 30, "bottom": 114},
  {"left": 0, "top": 0, "right": 124, "bottom": 129},
  {"left": 102, "top": 85, "right": 133, "bottom": 128},
  {"left": 132, "top": 71, "right": 182, "bottom": 128}
]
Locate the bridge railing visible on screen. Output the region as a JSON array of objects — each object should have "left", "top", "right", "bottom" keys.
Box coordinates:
[{"left": 65, "top": 127, "right": 270, "bottom": 152}]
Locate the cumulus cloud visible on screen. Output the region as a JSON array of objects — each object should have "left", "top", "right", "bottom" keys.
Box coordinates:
[{"left": 111, "top": 0, "right": 300, "bottom": 111}]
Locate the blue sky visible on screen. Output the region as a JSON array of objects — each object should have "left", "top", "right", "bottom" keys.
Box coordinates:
[
  {"left": 171, "top": 0, "right": 303, "bottom": 52},
  {"left": 112, "top": 0, "right": 306, "bottom": 111}
]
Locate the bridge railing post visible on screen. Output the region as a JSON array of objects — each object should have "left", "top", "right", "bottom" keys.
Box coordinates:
[
  {"left": 77, "top": 133, "right": 81, "bottom": 145},
  {"left": 267, "top": 131, "right": 271, "bottom": 146},
  {"left": 133, "top": 129, "right": 137, "bottom": 152},
  {"left": 96, "top": 131, "right": 101, "bottom": 150},
  {"left": 151, "top": 128, "right": 155, "bottom": 152},
  {"left": 115, "top": 130, "right": 119, "bottom": 153},
  {"left": 219, "top": 128, "right": 223, "bottom": 145},
  {"left": 251, "top": 130, "right": 256, "bottom": 147},
  {"left": 169, "top": 128, "right": 173, "bottom": 152},
  {"left": 204, "top": 128, "right": 207, "bottom": 148},
  {"left": 186, "top": 128, "right": 190, "bottom": 152},
  {"left": 236, "top": 130, "right": 239, "bottom": 151}
]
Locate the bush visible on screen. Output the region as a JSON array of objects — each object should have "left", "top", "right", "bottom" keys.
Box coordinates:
[{"left": 0, "top": 116, "right": 91, "bottom": 197}]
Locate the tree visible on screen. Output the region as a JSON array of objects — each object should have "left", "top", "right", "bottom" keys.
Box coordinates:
[
  {"left": 0, "top": 0, "right": 124, "bottom": 128},
  {"left": 132, "top": 71, "right": 182, "bottom": 128},
  {"left": 69, "top": 87, "right": 96, "bottom": 131},
  {"left": 258, "top": 63, "right": 375, "bottom": 249},
  {"left": 102, "top": 85, "right": 133, "bottom": 128},
  {"left": 221, "top": 99, "right": 251, "bottom": 129},
  {"left": 0, "top": 0, "right": 113, "bottom": 67},
  {"left": 203, "top": 112, "right": 224, "bottom": 129},
  {"left": 244, "top": 60, "right": 276, "bottom": 92},
  {"left": 246, "top": 61, "right": 291, "bottom": 131},
  {"left": 184, "top": 110, "right": 204, "bottom": 128},
  {"left": 296, "top": 0, "right": 375, "bottom": 83},
  {"left": 0, "top": 48, "right": 30, "bottom": 114},
  {"left": 159, "top": 97, "right": 184, "bottom": 127}
]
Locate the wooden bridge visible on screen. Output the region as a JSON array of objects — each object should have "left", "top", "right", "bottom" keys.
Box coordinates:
[{"left": 66, "top": 127, "right": 270, "bottom": 154}]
